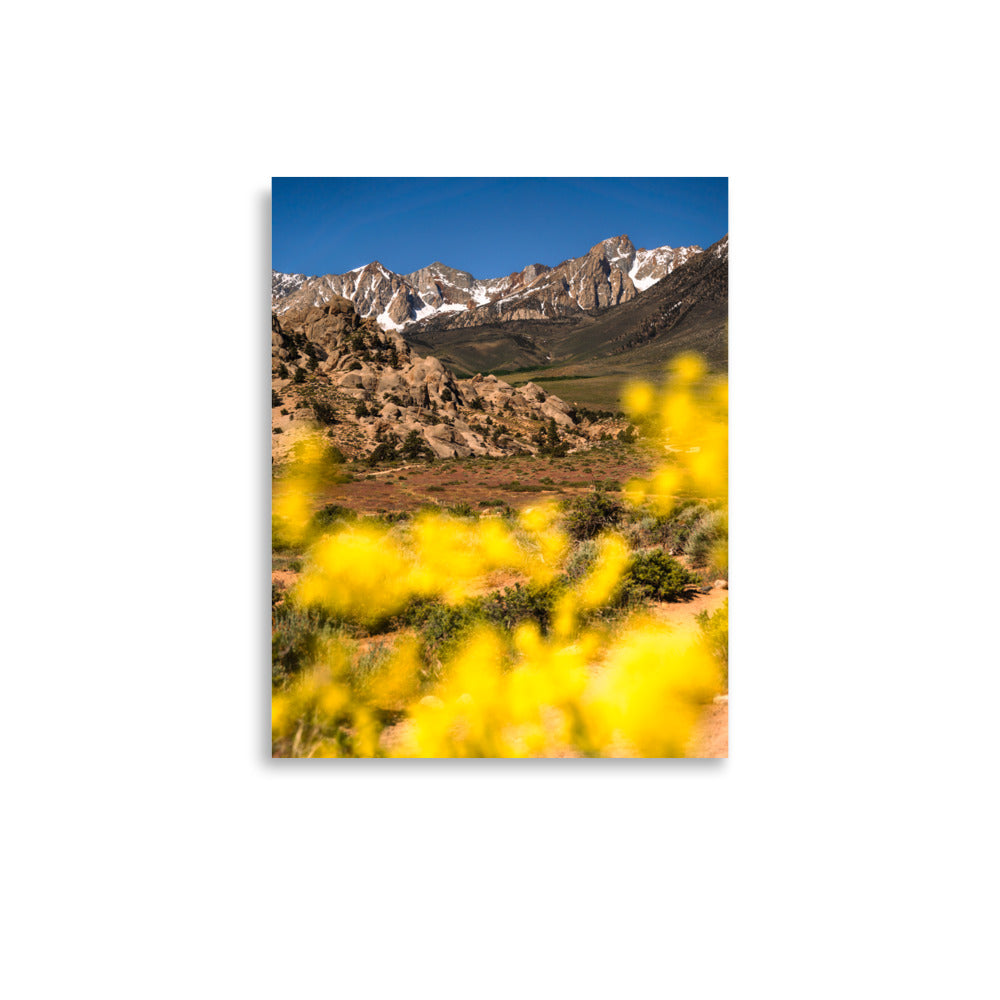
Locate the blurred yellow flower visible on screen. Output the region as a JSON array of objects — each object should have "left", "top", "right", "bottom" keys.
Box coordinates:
[{"left": 273, "top": 352, "right": 728, "bottom": 758}]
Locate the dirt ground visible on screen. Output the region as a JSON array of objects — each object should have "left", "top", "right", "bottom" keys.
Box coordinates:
[
  {"left": 316, "top": 447, "right": 654, "bottom": 513},
  {"left": 658, "top": 584, "right": 729, "bottom": 758},
  {"left": 688, "top": 699, "right": 728, "bottom": 758}
]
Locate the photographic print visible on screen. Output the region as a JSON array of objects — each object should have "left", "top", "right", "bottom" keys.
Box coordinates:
[{"left": 271, "top": 177, "right": 728, "bottom": 758}]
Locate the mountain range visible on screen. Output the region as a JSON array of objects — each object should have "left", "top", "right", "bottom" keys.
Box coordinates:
[
  {"left": 272, "top": 235, "right": 701, "bottom": 331},
  {"left": 273, "top": 231, "right": 727, "bottom": 413}
]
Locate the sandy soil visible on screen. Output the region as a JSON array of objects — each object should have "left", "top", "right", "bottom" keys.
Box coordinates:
[
  {"left": 687, "top": 698, "right": 728, "bottom": 758},
  {"left": 649, "top": 585, "right": 728, "bottom": 629},
  {"left": 652, "top": 582, "right": 728, "bottom": 758}
]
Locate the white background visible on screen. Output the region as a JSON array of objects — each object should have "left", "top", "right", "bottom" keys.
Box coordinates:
[{"left": 2, "top": 2, "right": 997, "bottom": 997}]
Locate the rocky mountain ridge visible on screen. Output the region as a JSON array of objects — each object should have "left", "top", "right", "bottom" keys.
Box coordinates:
[
  {"left": 400, "top": 233, "right": 729, "bottom": 382},
  {"left": 271, "top": 296, "right": 622, "bottom": 462},
  {"left": 606, "top": 234, "right": 729, "bottom": 357},
  {"left": 272, "top": 235, "right": 701, "bottom": 333}
]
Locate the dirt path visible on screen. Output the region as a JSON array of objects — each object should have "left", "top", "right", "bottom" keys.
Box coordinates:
[
  {"left": 688, "top": 698, "right": 728, "bottom": 758},
  {"left": 654, "top": 583, "right": 728, "bottom": 758},
  {"left": 649, "top": 585, "right": 728, "bottom": 628}
]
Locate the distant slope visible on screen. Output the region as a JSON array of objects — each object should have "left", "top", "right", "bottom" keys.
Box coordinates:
[
  {"left": 558, "top": 233, "right": 729, "bottom": 369},
  {"left": 413, "top": 234, "right": 729, "bottom": 386}
]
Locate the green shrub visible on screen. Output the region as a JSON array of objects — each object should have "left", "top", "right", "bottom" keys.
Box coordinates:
[
  {"left": 400, "top": 430, "right": 433, "bottom": 460},
  {"left": 563, "top": 492, "right": 625, "bottom": 540},
  {"left": 399, "top": 582, "right": 562, "bottom": 661},
  {"left": 368, "top": 442, "right": 397, "bottom": 466},
  {"left": 271, "top": 603, "right": 333, "bottom": 683},
  {"left": 313, "top": 401, "right": 337, "bottom": 426},
  {"left": 402, "top": 599, "right": 478, "bottom": 658},
  {"left": 313, "top": 504, "right": 356, "bottom": 529},
  {"left": 293, "top": 367, "right": 306, "bottom": 384},
  {"left": 564, "top": 539, "right": 600, "bottom": 581},
  {"left": 621, "top": 551, "right": 699, "bottom": 603},
  {"left": 479, "top": 582, "right": 561, "bottom": 633},
  {"left": 684, "top": 509, "right": 728, "bottom": 571},
  {"left": 346, "top": 642, "right": 394, "bottom": 698},
  {"left": 697, "top": 599, "right": 728, "bottom": 688}
]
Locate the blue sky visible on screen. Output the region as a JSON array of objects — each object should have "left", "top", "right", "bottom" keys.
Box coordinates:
[{"left": 272, "top": 177, "right": 728, "bottom": 279}]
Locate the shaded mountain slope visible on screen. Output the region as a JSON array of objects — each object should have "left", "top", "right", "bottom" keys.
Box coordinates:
[{"left": 411, "top": 234, "right": 729, "bottom": 381}]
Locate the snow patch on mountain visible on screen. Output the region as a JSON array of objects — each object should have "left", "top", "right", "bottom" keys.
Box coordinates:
[{"left": 272, "top": 271, "right": 308, "bottom": 301}]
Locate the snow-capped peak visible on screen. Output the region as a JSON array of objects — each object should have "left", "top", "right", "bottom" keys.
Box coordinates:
[{"left": 272, "top": 234, "right": 710, "bottom": 330}]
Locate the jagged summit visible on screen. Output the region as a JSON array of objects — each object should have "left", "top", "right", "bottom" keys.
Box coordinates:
[{"left": 272, "top": 233, "right": 706, "bottom": 332}]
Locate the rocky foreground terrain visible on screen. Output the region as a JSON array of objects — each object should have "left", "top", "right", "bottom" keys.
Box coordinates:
[
  {"left": 271, "top": 296, "right": 623, "bottom": 461},
  {"left": 272, "top": 235, "right": 700, "bottom": 331}
]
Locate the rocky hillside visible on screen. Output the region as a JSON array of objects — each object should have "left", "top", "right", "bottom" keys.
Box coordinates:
[
  {"left": 596, "top": 234, "right": 729, "bottom": 364},
  {"left": 271, "top": 297, "right": 622, "bottom": 462},
  {"left": 406, "top": 233, "right": 729, "bottom": 381},
  {"left": 271, "top": 235, "right": 700, "bottom": 332}
]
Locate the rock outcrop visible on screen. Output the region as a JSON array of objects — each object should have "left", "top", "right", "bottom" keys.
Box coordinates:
[{"left": 270, "top": 297, "right": 620, "bottom": 461}]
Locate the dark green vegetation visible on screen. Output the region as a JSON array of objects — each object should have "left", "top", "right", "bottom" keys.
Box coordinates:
[
  {"left": 621, "top": 551, "right": 700, "bottom": 603},
  {"left": 405, "top": 235, "right": 728, "bottom": 411},
  {"left": 563, "top": 492, "right": 626, "bottom": 540}
]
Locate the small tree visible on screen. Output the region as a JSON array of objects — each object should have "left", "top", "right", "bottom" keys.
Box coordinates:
[
  {"left": 400, "top": 429, "right": 431, "bottom": 460},
  {"left": 313, "top": 401, "right": 337, "bottom": 426},
  {"left": 545, "top": 418, "right": 559, "bottom": 449},
  {"left": 368, "top": 442, "right": 396, "bottom": 466}
]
